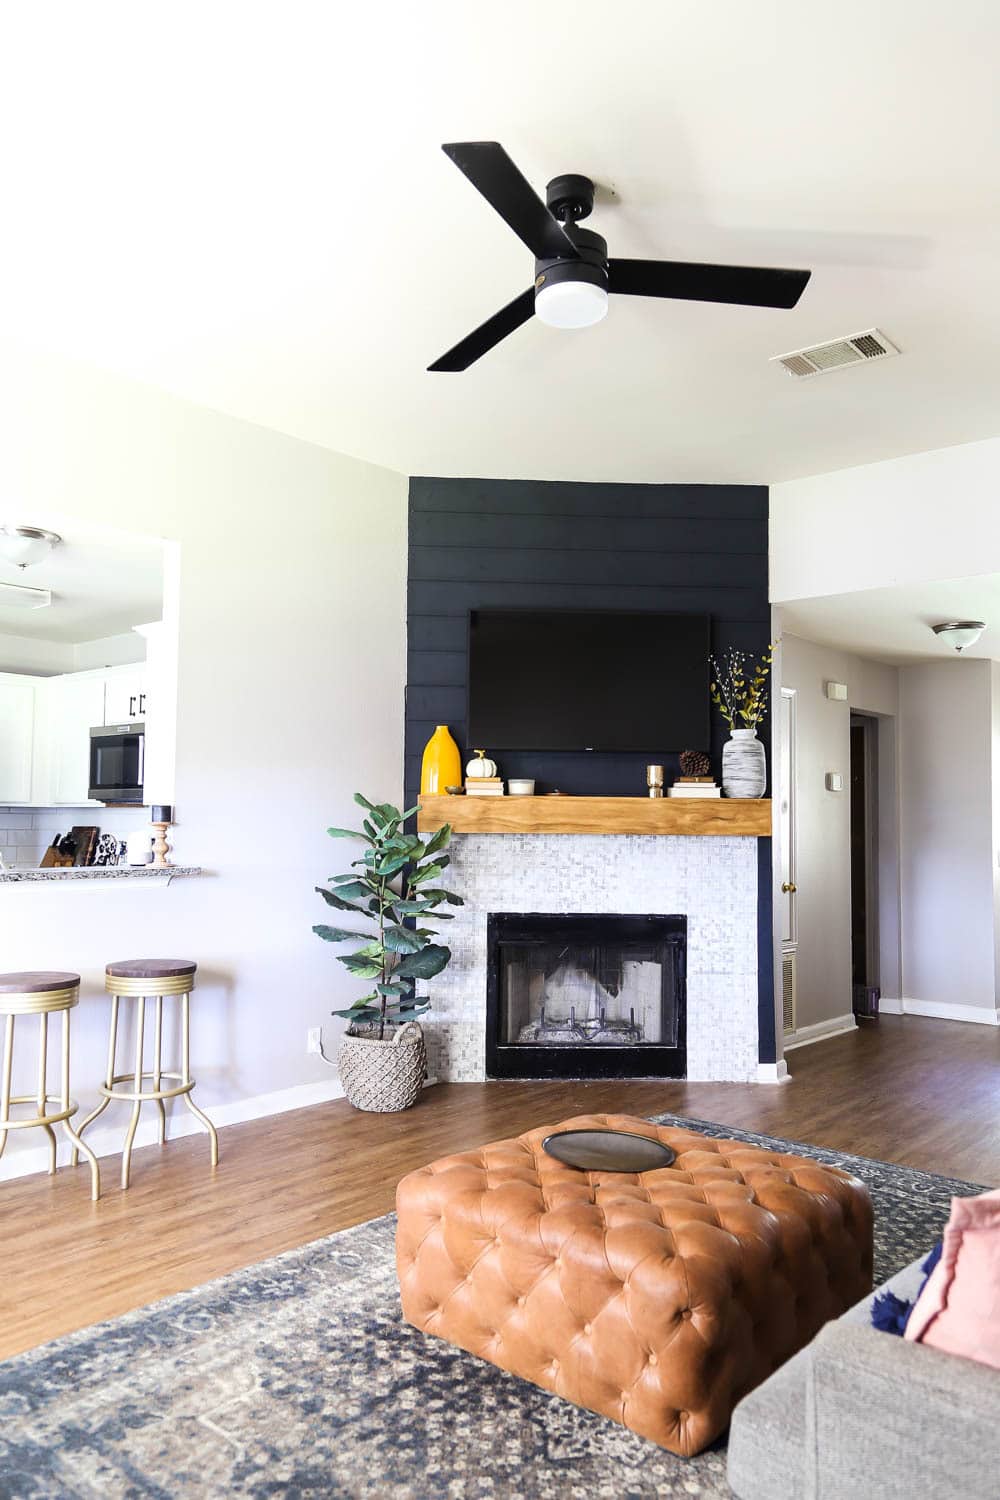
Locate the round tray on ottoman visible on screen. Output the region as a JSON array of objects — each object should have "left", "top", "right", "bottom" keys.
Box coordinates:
[
  {"left": 542, "top": 1126, "right": 676, "bottom": 1173},
  {"left": 396, "top": 1113, "right": 874, "bottom": 1458}
]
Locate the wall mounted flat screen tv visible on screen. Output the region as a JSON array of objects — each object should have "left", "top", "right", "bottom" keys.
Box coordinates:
[{"left": 468, "top": 609, "right": 710, "bottom": 752}]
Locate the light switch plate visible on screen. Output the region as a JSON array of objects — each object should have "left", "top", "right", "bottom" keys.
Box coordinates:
[
  {"left": 825, "top": 772, "right": 844, "bottom": 792},
  {"left": 825, "top": 681, "right": 848, "bottom": 701}
]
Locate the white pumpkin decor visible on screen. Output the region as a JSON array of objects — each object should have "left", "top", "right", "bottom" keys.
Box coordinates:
[{"left": 466, "top": 749, "right": 498, "bottom": 779}]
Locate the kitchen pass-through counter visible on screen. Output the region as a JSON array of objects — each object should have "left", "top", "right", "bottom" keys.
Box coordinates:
[{"left": 0, "top": 865, "right": 202, "bottom": 884}]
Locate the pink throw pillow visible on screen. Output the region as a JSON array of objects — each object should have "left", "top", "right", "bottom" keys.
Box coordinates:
[{"left": 904, "top": 1188, "right": 1000, "bottom": 1369}]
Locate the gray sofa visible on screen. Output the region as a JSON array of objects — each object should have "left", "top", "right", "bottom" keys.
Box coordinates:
[{"left": 728, "top": 1256, "right": 1000, "bottom": 1499}]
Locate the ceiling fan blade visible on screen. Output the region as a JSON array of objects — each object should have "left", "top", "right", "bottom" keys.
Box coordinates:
[
  {"left": 442, "top": 142, "right": 579, "bottom": 261},
  {"left": 609, "top": 258, "right": 811, "bottom": 309},
  {"left": 428, "top": 288, "right": 535, "bottom": 372}
]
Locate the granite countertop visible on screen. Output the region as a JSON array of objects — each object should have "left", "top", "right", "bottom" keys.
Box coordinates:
[{"left": 0, "top": 865, "right": 202, "bottom": 884}]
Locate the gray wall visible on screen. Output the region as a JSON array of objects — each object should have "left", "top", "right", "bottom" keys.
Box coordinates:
[
  {"left": 899, "top": 659, "right": 997, "bottom": 1012},
  {"left": 778, "top": 633, "right": 900, "bottom": 1031},
  {"left": 0, "top": 343, "right": 408, "bottom": 1181}
]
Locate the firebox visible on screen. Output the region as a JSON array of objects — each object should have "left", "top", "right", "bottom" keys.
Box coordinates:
[{"left": 485, "top": 912, "right": 686, "bottom": 1079}]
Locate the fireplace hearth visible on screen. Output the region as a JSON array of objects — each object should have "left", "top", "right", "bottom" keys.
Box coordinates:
[{"left": 486, "top": 912, "right": 686, "bottom": 1079}]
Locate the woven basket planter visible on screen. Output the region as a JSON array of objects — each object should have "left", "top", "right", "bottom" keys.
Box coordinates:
[{"left": 338, "top": 1021, "right": 427, "bottom": 1113}]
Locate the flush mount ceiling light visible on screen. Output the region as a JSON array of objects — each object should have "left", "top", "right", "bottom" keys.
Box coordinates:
[
  {"left": 0, "top": 580, "right": 52, "bottom": 609},
  {"left": 932, "top": 620, "right": 987, "bottom": 653},
  {"left": 0, "top": 525, "right": 61, "bottom": 569}
]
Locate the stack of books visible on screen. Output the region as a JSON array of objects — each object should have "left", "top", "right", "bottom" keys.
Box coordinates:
[
  {"left": 465, "top": 777, "right": 505, "bottom": 797},
  {"left": 668, "top": 775, "right": 721, "bottom": 799}
]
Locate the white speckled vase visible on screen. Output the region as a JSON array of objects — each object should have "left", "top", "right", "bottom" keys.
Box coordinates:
[{"left": 722, "top": 728, "right": 767, "bottom": 798}]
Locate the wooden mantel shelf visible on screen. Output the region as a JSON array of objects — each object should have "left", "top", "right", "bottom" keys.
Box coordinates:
[{"left": 417, "top": 794, "right": 771, "bottom": 837}]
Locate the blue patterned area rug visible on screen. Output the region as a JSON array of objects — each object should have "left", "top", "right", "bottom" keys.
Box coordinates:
[{"left": 0, "top": 1114, "right": 987, "bottom": 1500}]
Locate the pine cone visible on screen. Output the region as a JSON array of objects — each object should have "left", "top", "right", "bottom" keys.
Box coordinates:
[{"left": 679, "top": 749, "right": 711, "bottom": 776}]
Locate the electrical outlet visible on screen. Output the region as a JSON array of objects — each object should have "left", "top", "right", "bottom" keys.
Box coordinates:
[{"left": 306, "top": 1027, "right": 322, "bottom": 1055}]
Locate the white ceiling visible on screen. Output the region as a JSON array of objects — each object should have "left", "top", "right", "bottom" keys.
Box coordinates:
[
  {"left": 780, "top": 574, "right": 1000, "bottom": 666},
  {"left": 0, "top": 525, "right": 164, "bottom": 643},
  {"left": 1, "top": 2, "right": 999, "bottom": 483}
]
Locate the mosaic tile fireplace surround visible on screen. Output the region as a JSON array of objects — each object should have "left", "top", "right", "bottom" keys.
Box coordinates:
[{"left": 423, "top": 832, "right": 760, "bottom": 1083}]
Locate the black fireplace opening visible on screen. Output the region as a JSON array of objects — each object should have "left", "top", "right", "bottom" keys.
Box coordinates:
[{"left": 486, "top": 912, "right": 687, "bottom": 1080}]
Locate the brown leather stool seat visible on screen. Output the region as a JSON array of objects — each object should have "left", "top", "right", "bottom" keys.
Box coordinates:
[
  {"left": 0, "top": 971, "right": 81, "bottom": 996},
  {"left": 105, "top": 959, "right": 197, "bottom": 981},
  {"left": 397, "top": 1113, "right": 874, "bottom": 1457}
]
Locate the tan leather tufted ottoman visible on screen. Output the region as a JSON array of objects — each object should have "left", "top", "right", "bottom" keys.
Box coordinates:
[{"left": 396, "top": 1112, "right": 873, "bottom": 1457}]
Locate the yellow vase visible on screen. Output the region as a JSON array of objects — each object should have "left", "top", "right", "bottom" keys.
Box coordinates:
[{"left": 420, "top": 725, "right": 462, "bottom": 794}]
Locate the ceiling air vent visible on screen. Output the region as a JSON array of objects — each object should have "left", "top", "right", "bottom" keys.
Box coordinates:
[{"left": 772, "top": 328, "right": 900, "bottom": 379}]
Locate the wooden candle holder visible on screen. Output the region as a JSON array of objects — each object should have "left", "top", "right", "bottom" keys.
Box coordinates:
[{"left": 151, "top": 821, "right": 172, "bottom": 868}]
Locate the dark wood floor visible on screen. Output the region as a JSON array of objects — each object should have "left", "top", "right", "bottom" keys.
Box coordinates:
[{"left": 1, "top": 1013, "right": 997, "bottom": 1361}]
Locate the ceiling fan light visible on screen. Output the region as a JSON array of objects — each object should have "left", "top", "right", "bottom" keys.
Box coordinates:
[
  {"left": 931, "top": 620, "right": 987, "bottom": 653},
  {"left": 534, "top": 279, "right": 608, "bottom": 329}
]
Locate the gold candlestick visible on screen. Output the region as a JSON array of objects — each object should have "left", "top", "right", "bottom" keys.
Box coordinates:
[
  {"left": 646, "top": 764, "right": 665, "bottom": 799},
  {"left": 151, "top": 821, "right": 172, "bottom": 868}
]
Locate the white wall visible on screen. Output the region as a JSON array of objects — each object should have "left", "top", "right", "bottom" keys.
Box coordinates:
[
  {"left": 0, "top": 634, "right": 74, "bottom": 675},
  {"left": 73, "top": 632, "right": 147, "bottom": 671},
  {"left": 0, "top": 343, "right": 407, "bottom": 1178},
  {"left": 778, "top": 632, "right": 900, "bottom": 1033},
  {"left": 898, "top": 659, "right": 998, "bottom": 1015},
  {"left": 993, "top": 663, "right": 1000, "bottom": 1003},
  {"left": 0, "top": 631, "right": 147, "bottom": 675},
  {"left": 770, "top": 435, "right": 1000, "bottom": 603}
]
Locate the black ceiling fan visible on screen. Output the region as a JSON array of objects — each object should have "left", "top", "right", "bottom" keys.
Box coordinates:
[{"left": 428, "top": 141, "right": 811, "bottom": 372}]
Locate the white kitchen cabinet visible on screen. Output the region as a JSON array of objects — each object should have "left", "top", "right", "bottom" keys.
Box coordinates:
[
  {"left": 0, "top": 662, "right": 151, "bottom": 807},
  {"left": 103, "top": 665, "right": 147, "bottom": 726},
  {"left": 133, "top": 622, "right": 173, "bottom": 805},
  {"left": 0, "top": 674, "right": 36, "bottom": 802},
  {"left": 49, "top": 674, "right": 106, "bottom": 804}
]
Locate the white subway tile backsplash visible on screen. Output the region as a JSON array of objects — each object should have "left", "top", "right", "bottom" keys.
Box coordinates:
[{"left": 0, "top": 805, "right": 149, "bottom": 867}]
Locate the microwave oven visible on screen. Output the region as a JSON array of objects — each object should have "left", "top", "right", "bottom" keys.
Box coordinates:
[{"left": 89, "top": 723, "right": 145, "bottom": 804}]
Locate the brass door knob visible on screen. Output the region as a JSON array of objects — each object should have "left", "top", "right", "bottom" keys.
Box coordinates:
[{"left": 782, "top": 881, "right": 797, "bottom": 893}]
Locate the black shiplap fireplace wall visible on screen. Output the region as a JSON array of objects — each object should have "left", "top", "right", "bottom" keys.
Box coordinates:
[
  {"left": 404, "top": 475, "right": 775, "bottom": 1064},
  {"left": 405, "top": 477, "right": 769, "bottom": 804}
]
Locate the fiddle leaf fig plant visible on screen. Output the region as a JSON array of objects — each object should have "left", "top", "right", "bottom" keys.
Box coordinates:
[{"left": 313, "top": 793, "right": 462, "bottom": 1040}]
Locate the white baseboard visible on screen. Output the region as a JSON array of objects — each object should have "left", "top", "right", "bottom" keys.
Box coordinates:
[
  {"left": 783, "top": 1013, "right": 857, "bottom": 1051},
  {"left": 880, "top": 997, "right": 1000, "bottom": 1026},
  {"left": 0, "top": 1074, "right": 346, "bottom": 1184},
  {"left": 756, "top": 1060, "right": 791, "bottom": 1084}
]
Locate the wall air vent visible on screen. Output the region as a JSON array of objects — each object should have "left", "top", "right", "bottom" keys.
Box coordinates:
[
  {"left": 782, "top": 950, "right": 797, "bottom": 1035},
  {"left": 772, "top": 328, "right": 900, "bottom": 379}
]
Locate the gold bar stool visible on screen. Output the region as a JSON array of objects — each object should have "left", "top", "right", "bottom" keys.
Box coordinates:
[
  {"left": 73, "top": 959, "right": 219, "bottom": 1189},
  {"left": 0, "top": 971, "right": 101, "bottom": 1200}
]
